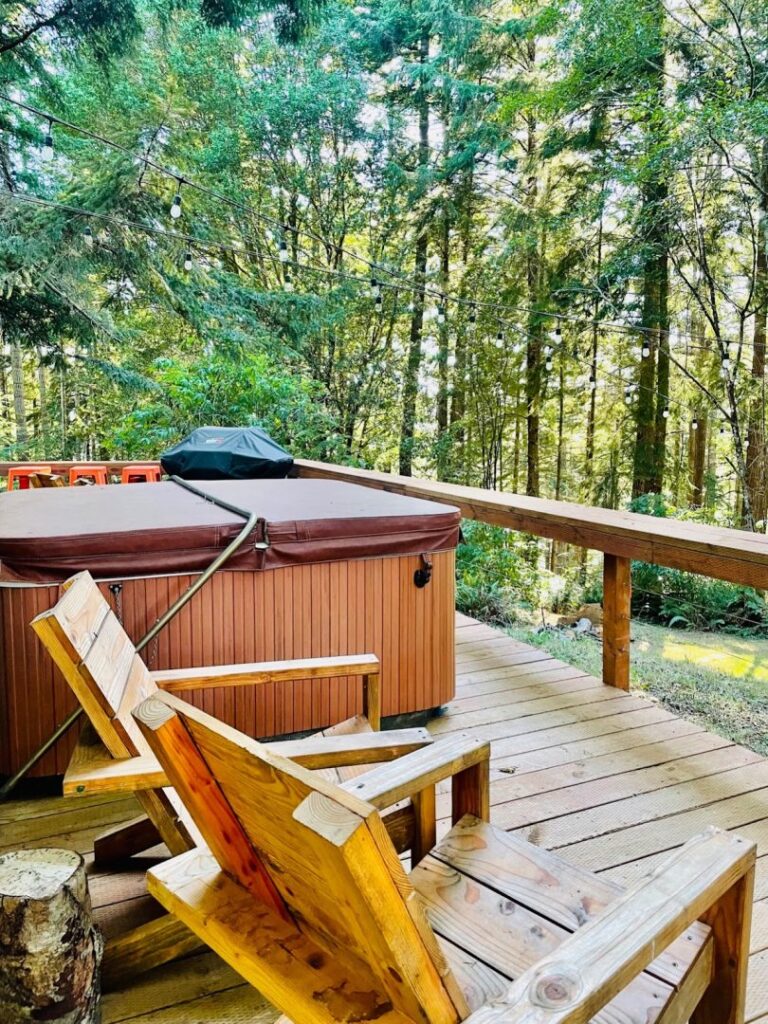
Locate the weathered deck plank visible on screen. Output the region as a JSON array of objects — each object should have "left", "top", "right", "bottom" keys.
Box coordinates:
[{"left": 2, "top": 611, "right": 767, "bottom": 1021}]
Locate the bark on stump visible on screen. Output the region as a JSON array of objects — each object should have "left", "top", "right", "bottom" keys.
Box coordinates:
[{"left": 0, "top": 848, "right": 103, "bottom": 1024}]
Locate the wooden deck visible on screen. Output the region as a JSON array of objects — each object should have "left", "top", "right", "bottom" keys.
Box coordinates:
[{"left": 4, "top": 611, "right": 768, "bottom": 1022}]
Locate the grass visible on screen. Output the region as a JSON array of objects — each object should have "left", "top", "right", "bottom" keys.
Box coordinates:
[{"left": 503, "top": 618, "right": 768, "bottom": 756}]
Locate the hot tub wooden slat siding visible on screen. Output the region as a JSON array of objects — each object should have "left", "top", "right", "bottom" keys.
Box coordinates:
[{"left": 0, "top": 551, "right": 455, "bottom": 778}]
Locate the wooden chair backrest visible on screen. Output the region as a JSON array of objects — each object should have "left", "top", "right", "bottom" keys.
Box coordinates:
[
  {"left": 134, "top": 691, "right": 463, "bottom": 1024},
  {"left": 31, "top": 571, "right": 157, "bottom": 760}
]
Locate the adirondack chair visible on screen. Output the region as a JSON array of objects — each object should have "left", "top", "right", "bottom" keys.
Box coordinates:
[
  {"left": 133, "top": 688, "right": 756, "bottom": 1024},
  {"left": 31, "top": 570, "right": 434, "bottom": 987}
]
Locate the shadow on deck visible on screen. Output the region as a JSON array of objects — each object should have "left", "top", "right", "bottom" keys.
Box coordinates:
[{"left": 3, "top": 611, "right": 768, "bottom": 1023}]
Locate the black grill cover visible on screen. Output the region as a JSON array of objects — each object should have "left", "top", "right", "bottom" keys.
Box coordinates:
[{"left": 160, "top": 426, "right": 293, "bottom": 480}]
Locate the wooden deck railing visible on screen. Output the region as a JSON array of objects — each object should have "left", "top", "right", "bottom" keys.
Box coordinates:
[
  {"left": 293, "top": 459, "right": 768, "bottom": 690},
  {"left": 4, "top": 457, "right": 768, "bottom": 690}
]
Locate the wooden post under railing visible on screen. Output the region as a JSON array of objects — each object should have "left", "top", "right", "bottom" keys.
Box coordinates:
[{"left": 602, "top": 554, "right": 631, "bottom": 689}]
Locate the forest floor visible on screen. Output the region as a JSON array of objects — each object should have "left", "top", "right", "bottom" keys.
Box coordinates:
[{"left": 505, "top": 619, "right": 768, "bottom": 756}]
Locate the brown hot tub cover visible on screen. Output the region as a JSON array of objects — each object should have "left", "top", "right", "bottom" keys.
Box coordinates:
[{"left": 0, "top": 478, "right": 461, "bottom": 583}]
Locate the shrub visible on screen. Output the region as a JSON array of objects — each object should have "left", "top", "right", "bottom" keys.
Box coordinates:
[
  {"left": 631, "top": 562, "right": 768, "bottom": 634},
  {"left": 455, "top": 521, "right": 541, "bottom": 625}
]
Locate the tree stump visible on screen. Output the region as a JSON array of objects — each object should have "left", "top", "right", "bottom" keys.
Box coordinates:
[{"left": 0, "top": 848, "right": 103, "bottom": 1024}]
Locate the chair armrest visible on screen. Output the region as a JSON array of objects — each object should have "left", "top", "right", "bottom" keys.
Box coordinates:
[
  {"left": 342, "top": 732, "right": 490, "bottom": 817},
  {"left": 64, "top": 726, "right": 167, "bottom": 796},
  {"left": 269, "top": 727, "right": 432, "bottom": 769},
  {"left": 153, "top": 654, "right": 381, "bottom": 729},
  {"left": 153, "top": 654, "right": 379, "bottom": 691},
  {"left": 464, "top": 827, "right": 755, "bottom": 1024}
]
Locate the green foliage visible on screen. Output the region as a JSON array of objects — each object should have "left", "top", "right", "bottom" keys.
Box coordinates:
[
  {"left": 455, "top": 521, "right": 541, "bottom": 625},
  {"left": 104, "top": 350, "right": 345, "bottom": 459},
  {"left": 632, "top": 562, "right": 768, "bottom": 635}
]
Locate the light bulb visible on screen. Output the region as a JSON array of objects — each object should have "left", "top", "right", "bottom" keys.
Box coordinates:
[
  {"left": 662, "top": 407, "right": 670, "bottom": 418},
  {"left": 279, "top": 241, "right": 289, "bottom": 263},
  {"left": 370, "top": 278, "right": 380, "bottom": 298},
  {"left": 691, "top": 418, "right": 698, "bottom": 430},
  {"left": 642, "top": 345, "right": 650, "bottom": 358},
  {"left": 284, "top": 275, "right": 293, "bottom": 292},
  {"left": 183, "top": 253, "right": 193, "bottom": 271},
  {"left": 496, "top": 332, "right": 504, "bottom": 348},
  {"left": 170, "top": 192, "right": 182, "bottom": 219},
  {"left": 375, "top": 295, "right": 383, "bottom": 312},
  {"left": 545, "top": 358, "right": 553, "bottom": 371},
  {"left": 83, "top": 225, "right": 94, "bottom": 249},
  {"left": 42, "top": 127, "right": 54, "bottom": 161},
  {"left": 437, "top": 305, "right": 446, "bottom": 324},
  {"left": 588, "top": 377, "right": 596, "bottom": 390}
]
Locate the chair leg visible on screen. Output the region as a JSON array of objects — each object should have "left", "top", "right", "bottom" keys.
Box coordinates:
[
  {"left": 691, "top": 861, "right": 755, "bottom": 1024},
  {"left": 411, "top": 786, "right": 437, "bottom": 866},
  {"left": 451, "top": 757, "right": 490, "bottom": 825},
  {"left": 101, "top": 913, "right": 204, "bottom": 991},
  {"left": 93, "top": 814, "right": 163, "bottom": 866}
]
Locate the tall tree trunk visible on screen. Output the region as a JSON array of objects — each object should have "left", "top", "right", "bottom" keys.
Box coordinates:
[
  {"left": 689, "top": 410, "right": 707, "bottom": 506},
  {"left": 632, "top": 6, "right": 669, "bottom": 499},
  {"left": 436, "top": 213, "right": 450, "bottom": 478},
  {"left": 37, "top": 354, "right": 47, "bottom": 442},
  {"left": 11, "top": 341, "right": 28, "bottom": 453},
  {"left": 524, "top": 46, "right": 542, "bottom": 498},
  {"left": 746, "top": 144, "right": 768, "bottom": 529},
  {"left": 550, "top": 356, "right": 566, "bottom": 571},
  {"left": 398, "top": 29, "right": 430, "bottom": 477}
]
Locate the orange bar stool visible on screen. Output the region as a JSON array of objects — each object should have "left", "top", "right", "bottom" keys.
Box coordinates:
[
  {"left": 69, "top": 465, "right": 109, "bottom": 486},
  {"left": 121, "top": 465, "right": 162, "bottom": 484},
  {"left": 7, "top": 464, "right": 52, "bottom": 490}
]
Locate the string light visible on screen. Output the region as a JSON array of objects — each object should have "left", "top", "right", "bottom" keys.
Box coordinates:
[
  {"left": 0, "top": 179, "right": 736, "bottom": 435},
  {"left": 691, "top": 417, "right": 699, "bottom": 431},
  {"left": 169, "top": 182, "right": 183, "bottom": 220},
  {"left": 370, "top": 277, "right": 380, "bottom": 298},
  {"left": 278, "top": 239, "right": 289, "bottom": 263},
  {"left": 375, "top": 293, "right": 383, "bottom": 313},
  {"left": 662, "top": 406, "right": 670, "bottom": 418},
  {"left": 183, "top": 252, "right": 193, "bottom": 272},
  {"left": 82, "top": 225, "right": 94, "bottom": 249},
  {"left": 641, "top": 342, "right": 650, "bottom": 358},
  {"left": 0, "top": 91, "right": 755, "bottom": 361},
  {"left": 42, "top": 121, "right": 53, "bottom": 161},
  {"left": 437, "top": 302, "right": 446, "bottom": 325},
  {"left": 284, "top": 272, "right": 293, "bottom": 292},
  {"left": 495, "top": 331, "right": 504, "bottom": 349}
]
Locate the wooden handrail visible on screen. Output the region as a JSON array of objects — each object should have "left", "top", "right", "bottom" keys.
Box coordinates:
[
  {"left": 294, "top": 459, "right": 768, "bottom": 691},
  {"left": 6, "top": 457, "right": 766, "bottom": 690}
]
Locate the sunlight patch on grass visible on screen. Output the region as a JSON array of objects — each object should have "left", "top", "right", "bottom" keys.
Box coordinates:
[{"left": 658, "top": 636, "right": 768, "bottom": 682}]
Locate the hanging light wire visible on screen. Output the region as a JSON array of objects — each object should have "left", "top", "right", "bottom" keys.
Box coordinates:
[{"left": 0, "top": 91, "right": 753, "bottom": 356}]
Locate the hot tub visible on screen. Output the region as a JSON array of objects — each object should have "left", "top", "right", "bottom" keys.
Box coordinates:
[{"left": 0, "top": 478, "right": 460, "bottom": 778}]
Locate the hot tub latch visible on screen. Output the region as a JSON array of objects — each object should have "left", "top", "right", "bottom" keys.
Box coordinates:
[
  {"left": 414, "top": 554, "right": 433, "bottom": 589},
  {"left": 253, "top": 517, "right": 270, "bottom": 551}
]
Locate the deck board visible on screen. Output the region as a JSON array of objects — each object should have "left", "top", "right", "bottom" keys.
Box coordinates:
[{"left": 3, "top": 611, "right": 768, "bottom": 1021}]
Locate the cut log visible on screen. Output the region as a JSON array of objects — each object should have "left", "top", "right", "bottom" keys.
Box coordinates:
[{"left": 0, "top": 848, "right": 103, "bottom": 1024}]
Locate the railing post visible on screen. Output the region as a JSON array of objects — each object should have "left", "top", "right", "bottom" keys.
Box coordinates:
[{"left": 602, "top": 554, "right": 631, "bottom": 690}]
